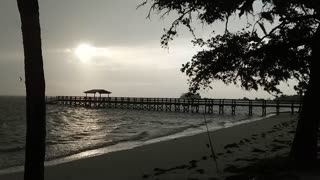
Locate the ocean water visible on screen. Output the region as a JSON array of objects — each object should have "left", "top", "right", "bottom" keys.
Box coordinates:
[{"left": 0, "top": 96, "right": 287, "bottom": 170}]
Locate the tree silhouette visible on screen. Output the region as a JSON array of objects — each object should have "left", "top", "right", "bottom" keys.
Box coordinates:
[
  {"left": 141, "top": 0, "right": 319, "bottom": 164},
  {"left": 16, "top": 0, "right": 46, "bottom": 179}
]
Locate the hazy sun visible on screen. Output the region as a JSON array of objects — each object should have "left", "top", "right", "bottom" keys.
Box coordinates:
[
  {"left": 75, "top": 44, "right": 95, "bottom": 62},
  {"left": 74, "top": 44, "right": 111, "bottom": 63}
]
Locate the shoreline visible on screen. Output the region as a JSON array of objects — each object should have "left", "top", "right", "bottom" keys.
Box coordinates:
[
  {"left": 0, "top": 113, "right": 276, "bottom": 175},
  {"left": 0, "top": 113, "right": 297, "bottom": 179}
]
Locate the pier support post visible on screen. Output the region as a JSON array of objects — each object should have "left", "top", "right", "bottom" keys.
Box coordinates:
[
  {"left": 249, "top": 100, "right": 253, "bottom": 116},
  {"left": 219, "top": 99, "right": 224, "bottom": 114},
  {"left": 276, "top": 101, "right": 280, "bottom": 115},
  {"left": 231, "top": 99, "right": 236, "bottom": 115},
  {"left": 262, "top": 100, "right": 267, "bottom": 116}
]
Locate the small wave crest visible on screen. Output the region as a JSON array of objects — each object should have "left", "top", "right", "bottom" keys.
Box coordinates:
[
  {"left": 131, "top": 125, "right": 202, "bottom": 142},
  {"left": 128, "top": 131, "right": 150, "bottom": 141}
]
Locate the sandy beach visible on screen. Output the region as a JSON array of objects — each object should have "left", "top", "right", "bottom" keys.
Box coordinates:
[{"left": 0, "top": 113, "right": 299, "bottom": 180}]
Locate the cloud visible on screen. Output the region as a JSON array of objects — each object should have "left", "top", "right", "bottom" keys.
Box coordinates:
[{"left": 63, "top": 40, "right": 199, "bottom": 71}]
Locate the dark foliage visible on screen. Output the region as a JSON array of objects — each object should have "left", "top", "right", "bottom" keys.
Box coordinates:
[
  {"left": 140, "top": 0, "right": 319, "bottom": 95},
  {"left": 140, "top": 0, "right": 320, "bottom": 164}
]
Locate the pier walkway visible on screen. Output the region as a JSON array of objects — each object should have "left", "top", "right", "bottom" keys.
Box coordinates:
[{"left": 46, "top": 96, "right": 302, "bottom": 116}]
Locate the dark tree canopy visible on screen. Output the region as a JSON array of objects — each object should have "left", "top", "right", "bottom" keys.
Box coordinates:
[
  {"left": 140, "top": 0, "right": 320, "bottom": 95},
  {"left": 141, "top": 0, "right": 320, "bottom": 163}
]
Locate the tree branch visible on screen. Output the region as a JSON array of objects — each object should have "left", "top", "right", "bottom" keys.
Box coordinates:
[{"left": 136, "top": 0, "right": 148, "bottom": 10}]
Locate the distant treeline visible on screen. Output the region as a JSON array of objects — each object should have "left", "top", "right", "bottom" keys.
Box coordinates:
[
  {"left": 274, "top": 95, "right": 303, "bottom": 101},
  {"left": 180, "top": 92, "right": 201, "bottom": 99},
  {"left": 180, "top": 93, "right": 302, "bottom": 101},
  {"left": 239, "top": 95, "right": 303, "bottom": 101}
]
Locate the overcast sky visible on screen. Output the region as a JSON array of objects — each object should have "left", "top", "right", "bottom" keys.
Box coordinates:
[{"left": 0, "top": 0, "right": 297, "bottom": 98}]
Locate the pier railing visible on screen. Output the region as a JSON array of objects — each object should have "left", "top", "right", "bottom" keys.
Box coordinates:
[{"left": 46, "top": 96, "right": 302, "bottom": 116}]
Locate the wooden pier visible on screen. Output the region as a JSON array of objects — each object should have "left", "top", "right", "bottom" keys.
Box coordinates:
[{"left": 46, "top": 96, "right": 302, "bottom": 116}]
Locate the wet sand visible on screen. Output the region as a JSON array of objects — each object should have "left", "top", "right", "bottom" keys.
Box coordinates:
[{"left": 0, "top": 113, "right": 298, "bottom": 180}]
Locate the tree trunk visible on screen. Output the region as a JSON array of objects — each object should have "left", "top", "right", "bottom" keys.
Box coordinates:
[
  {"left": 16, "top": 0, "right": 46, "bottom": 180},
  {"left": 290, "top": 25, "right": 320, "bottom": 166}
]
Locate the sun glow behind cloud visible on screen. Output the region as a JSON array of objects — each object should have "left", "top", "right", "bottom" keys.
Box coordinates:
[
  {"left": 68, "top": 43, "right": 197, "bottom": 70},
  {"left": 74, "top": 44, "right": 112, "bottom": 63}
]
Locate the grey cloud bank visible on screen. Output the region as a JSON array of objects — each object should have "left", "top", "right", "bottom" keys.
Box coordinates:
[{"left": 0, "top": 0, "right": 296, "bottom": 98}]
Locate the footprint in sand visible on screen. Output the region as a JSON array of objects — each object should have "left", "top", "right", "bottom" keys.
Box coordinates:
[
  {"left": 267, "top": 130, "right": 276, "bottom": 134},
  {"left": 189, "top": 160, "right": 198, "bottom": 164},
  {"left": 196, "top": 169, "right": 205, "bottom": 174},
  {"left": 154, "top": 171, "right": 165, "bottom": 176},
  {"left": 202, "top": 156, "right": 208, "bottom": 160},
  {"left": 188, "top": 160, "right": 198, "bottom": 169},
  {"left": 273, "top": 139, "right": 291, "bottom": 144},
  {"left": 272, "top": 140, "right": 292, "bottom": 147},
  {"left": 224, "top": 143, "right": 239, "bottom": 149},
  {"left": 142, "top": 174, "right": 149, "bottom": 179},
  {"left": 208, "top": 178, "right": 220, "bottom": 180},
  {"left": 187, "top": 178, "right": 199, "bottom": 180},
  {"left": 154, "top": 168, "right": 164, "bottom": 171},
  {"left": 238, "top": 140, "right": 245, "bottom": 145},
  {"left": 271, "top": 144, "right": 288, "bottom": 152},
  {"left": 252, "top": 148, "right": 266, "bottom": 153},
  {"left": 235, "top": 157, "right": 259, "bottom": 162},
  {"left": 224, "top": 164, "right": 240, "bottom": 173}
]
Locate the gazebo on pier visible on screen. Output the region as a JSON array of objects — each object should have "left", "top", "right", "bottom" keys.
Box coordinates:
[{"left": 84, "top": 89, "right": 112, "bottom": 97}]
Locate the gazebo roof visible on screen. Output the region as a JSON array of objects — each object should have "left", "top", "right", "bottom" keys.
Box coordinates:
[{"left": 84, "top": 89, "right": 112, "bottom": 94}]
